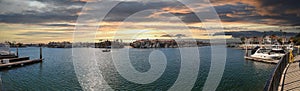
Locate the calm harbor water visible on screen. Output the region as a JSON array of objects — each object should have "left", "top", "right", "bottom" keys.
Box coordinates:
[{"left": 0, "top": 47, "right": 275, "bottom": 91}]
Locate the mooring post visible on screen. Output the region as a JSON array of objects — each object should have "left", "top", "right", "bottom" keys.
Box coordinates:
[
  {"left": 245, "top": 38, "right": 248, "bottom": 57},
  {"left": 16, "top": 46, "right": 19, "bottom": 57},
  {"left": 40, "top": 46, "right": 42, "bottom": 60}
]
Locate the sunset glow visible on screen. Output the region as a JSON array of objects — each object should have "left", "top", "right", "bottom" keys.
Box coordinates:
[{"left": 0, "top": 0, "right": 299, "bottom": 43}]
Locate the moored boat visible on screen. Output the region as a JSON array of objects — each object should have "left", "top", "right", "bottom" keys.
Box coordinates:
[{"left": 250, "top": 44, "right": 286, "bottom": 60}]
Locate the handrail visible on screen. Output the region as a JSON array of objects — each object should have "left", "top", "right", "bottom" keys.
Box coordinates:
[{"left": 264, "top": 52, "right": 290, "bottom": 91}]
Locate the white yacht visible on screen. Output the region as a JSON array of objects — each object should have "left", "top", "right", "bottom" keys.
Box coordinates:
[
  {"left": 250, "top": 44, "right": 286, "bottom": 60},
  {"left": 286, "top": 43, "right": 294, "bottom": 51}
]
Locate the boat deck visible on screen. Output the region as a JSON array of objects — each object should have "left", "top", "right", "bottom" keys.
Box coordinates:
[
  {"left": 244, "top": 56, "right": 279, "bottom": 64},
  {"left": 281, "top": 56, "right": 300, "bottom": 90}
]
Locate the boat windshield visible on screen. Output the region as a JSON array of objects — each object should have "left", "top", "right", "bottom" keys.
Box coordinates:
[
  {"left": 257, "top": 49, "right": 270, "bottom": 53},
  {"left": 270, "top": 50, "right": 286, "bottom": 54}
]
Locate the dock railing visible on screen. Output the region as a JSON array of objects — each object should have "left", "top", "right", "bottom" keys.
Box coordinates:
[{"left": 264, "top": 52, "right": 290, "bottom": 91}]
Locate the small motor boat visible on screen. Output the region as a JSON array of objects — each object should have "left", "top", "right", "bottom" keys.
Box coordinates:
[{"left": 102, "top": 49, "right": 111, "bottom": 52}]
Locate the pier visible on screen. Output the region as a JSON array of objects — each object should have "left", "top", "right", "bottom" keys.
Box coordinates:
[
  {"left": 0, "top": 59, "right": 42, "bottom": 68},
  {"left": 0, "top": 47, "right": 43, "bottom": 69},
  {"left": 264, "top": 53, "right": 300, "bottom": 91},
  {"left": 281, "top": 56, "right": 300, "bottom": 91},
  {"left": 0, "top": 55, "right": 17, "bottom": 59}
]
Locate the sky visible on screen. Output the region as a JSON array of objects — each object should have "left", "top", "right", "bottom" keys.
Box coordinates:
[{"left": 0, "top": 0, "right": 299, "bottom": 43}]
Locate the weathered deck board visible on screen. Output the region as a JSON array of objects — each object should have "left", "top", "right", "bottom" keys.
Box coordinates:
[
  {"left": 283, "top": 56, "right": 300, "bottom": 91},
  {"left": 0, "top": 55, "right": 18, "bottom": 59},
  {"left": 0, "top": 59, "right": 42, "bottom": 68}
]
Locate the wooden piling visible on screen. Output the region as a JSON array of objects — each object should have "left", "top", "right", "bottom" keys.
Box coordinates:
[
  {"left": 16, "top": 46, "right": 19, "bottom": 57},
  {"left": 245, "top": 38, "right": 249, "bottom": 57},
  {"left": 40, "top": 47, "right": 42, "bottom": 59}
]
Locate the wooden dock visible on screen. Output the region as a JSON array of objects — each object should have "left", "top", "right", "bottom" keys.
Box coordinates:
[
  {"left": 0, "top": 47, "right": 44, "bottom": 69},
  {"left": 245, "top": 56, "right": 279, "bottom": 64},
  {"left": 0, "top": 59, "right": 43, "bottom": 68},
  {"left": 0, "top": 55, "right": 18, "bottom": 59},
  {"left": 7, "top": 57, "right": 29, "bottom": 62},
  {"left": 281, "top": 56, "right": 300, "bottom": 91}
]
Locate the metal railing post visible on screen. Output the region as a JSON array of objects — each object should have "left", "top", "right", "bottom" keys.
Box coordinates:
[{"left": 264, "top": 52, "right": 290, "bottom": 91}]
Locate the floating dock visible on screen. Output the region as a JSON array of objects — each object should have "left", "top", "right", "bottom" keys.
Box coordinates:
[
  {"left": 6, "top": 57, "right": 29, "bottom": 62},
  {"left": 244, "top": 56, "right": 279, "bottom": 64},
  {"left": 0, "top": 59, "right": 43, "bottom": 68},
  {"left": 0, "top": 55, "right": 18, "bottom": 59},
  {"left": 0, "top": 47, "right": 43, "bottom": 69}
]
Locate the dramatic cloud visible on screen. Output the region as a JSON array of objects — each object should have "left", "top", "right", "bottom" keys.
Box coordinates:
[
  {"left": 212, "top": 0, "right": 300, "bottom": 16},
  {"left": 210, "top": 0, "right": 300, "bottom": 26},
  {"left": 0, "top": 0, "right": 299, "bottom": 43},
  {"left": 160, "top": 34, "right": 187, "bottom": 38},
  {"left": 1, "top": 0, "right": 299, "bottom": 26},
  {"left": 39, "top": 24, "right": 75, "bottom": 27},
  {"left": 0, "top": 0, "right": 84, "bottom": 24},
  {"left": 102, "top": 1, "right": 187, "bottom": 22}
]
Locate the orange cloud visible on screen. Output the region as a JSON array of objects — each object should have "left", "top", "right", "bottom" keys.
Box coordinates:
[
  {"left": 211, "top": 0, "right": 300, "bottom": 16},
  {"left": 148, "top": 6, "right": 192, "bottom": 18},
  {"left": 162, "top": 6, "right": 193, "bottom": 14}
]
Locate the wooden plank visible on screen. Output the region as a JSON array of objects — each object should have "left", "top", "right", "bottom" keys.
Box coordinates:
[
  {"left": 0, "top": 55, "right": 18, "bottom": 59},
  {"left": 294, "top": 56, "right": 300, "bottom": 62},
  {"left": 0, "top": 59, "right": 42, "bottom": 68},
  {"left": 5, "top": 56, "right": 30, "bottom": 62},
  {"left": 282, "top": 56, "right": 300, "bottom": 91}
]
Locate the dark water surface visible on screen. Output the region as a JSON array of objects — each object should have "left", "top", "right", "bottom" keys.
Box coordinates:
[{"left": 0, "top": 47, "right": 275, "bottom": 91}]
